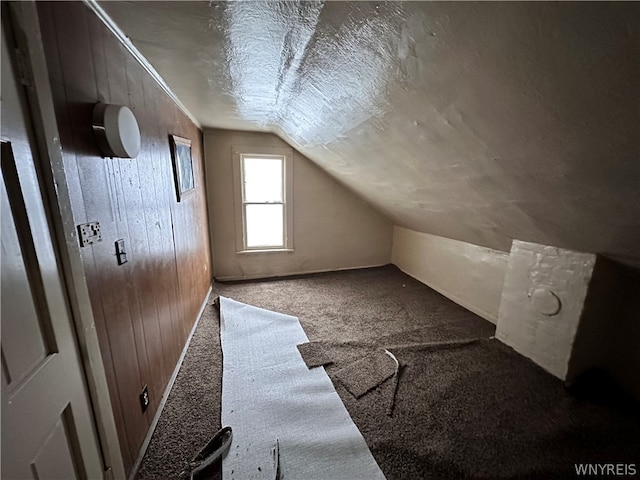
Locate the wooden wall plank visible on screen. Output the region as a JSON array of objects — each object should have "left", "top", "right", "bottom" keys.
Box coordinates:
[
  {"left": 146, "top": 84, "right": 183, "bottom": 387},
  {"left": 123, "top": 52, "right": 167, "bottom": 415},
  {"left": 37, "top": 2, "right": 212, "bottom": 475}
]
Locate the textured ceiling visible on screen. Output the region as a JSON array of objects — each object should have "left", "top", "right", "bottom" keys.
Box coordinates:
[{"left": 100, "top": 1, "right": 640, "bottom": 265}]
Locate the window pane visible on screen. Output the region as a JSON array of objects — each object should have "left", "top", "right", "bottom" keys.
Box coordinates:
[
  {"left": 243, "top": 157, "right": 282, "bottom": 203},
  {"left": 245, "top": 204, "right": 284, "bottom": 248}
]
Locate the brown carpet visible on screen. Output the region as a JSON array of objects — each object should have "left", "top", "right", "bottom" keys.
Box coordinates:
[
  {"left": 136, "top": 265, "right": 639, "bottom": 479},
  {"left": 333, "top": 348, "right": 398, "bottom": 399},
  {"left": 296, "top": 342, "right": 334, "bottom": 368}
]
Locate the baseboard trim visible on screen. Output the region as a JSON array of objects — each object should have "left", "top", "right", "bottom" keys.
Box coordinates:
[
  {"left": 127, "top": 285, "right": 212, "bottom": 480},
  {"left": 214, "top": 263, "right": 390, "bottom": 282}
]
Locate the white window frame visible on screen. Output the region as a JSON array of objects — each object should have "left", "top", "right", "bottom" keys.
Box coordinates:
[{"left": 232, "top": 146, "right": 294, "bottom": 253}]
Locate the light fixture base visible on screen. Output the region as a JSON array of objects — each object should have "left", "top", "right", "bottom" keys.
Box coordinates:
[{"left": 92, "top": 103, "right": 141, "bottom": 158}]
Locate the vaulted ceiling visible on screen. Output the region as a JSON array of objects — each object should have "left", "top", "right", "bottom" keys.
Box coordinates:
[{"left": 99, "top": 1, "right": 639, "bottom": 265}]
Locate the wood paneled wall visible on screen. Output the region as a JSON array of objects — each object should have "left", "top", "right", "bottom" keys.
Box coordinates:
[{"left": 37, "top": 3, "right": 211, "bottom": 474}]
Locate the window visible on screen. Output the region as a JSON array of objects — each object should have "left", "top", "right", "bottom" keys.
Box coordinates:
[{"left": 233, "top": 147, "right": 293, "bottom": 252}]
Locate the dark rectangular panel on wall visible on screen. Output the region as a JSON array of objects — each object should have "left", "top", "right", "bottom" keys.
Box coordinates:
[{"left": 36, "top": 2, "right": 212, "bottom": 475}]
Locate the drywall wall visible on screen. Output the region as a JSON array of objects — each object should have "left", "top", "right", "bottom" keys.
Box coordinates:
[
  {"left": 391, "top": 226, "right": 508, "bottom": 324},
  {"left": 572, "top": 260, "right": 640, "bottom": 402},
  {"left": 38, "top": 3, "right": 211, "bottom": 474},
  {"left": 603, "top": 266, "right": 640, "bottom": 401},
  {"left": 102, "top": 1, "right": 640, "bottom": 268},
  {"left": 568, "top": 257, "right": 623, "bottom": 382},
  {"left": 205, "top": 130, "right": 392, "bottom": 280}
]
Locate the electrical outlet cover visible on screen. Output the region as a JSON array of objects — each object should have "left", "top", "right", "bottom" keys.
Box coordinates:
[{"left": 140, "top": 385, "right": 150, "bottom": 411}]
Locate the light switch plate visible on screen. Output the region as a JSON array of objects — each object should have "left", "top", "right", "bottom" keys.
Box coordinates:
[
  {"left": 115, "top": 239, "right": 127, "bottom": 265},
  {"left": 78, "top": 221, "right": 102, "bottom": 247}
]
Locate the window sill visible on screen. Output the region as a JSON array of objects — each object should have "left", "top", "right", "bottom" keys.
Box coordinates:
[{"left": 236, "top": 248, "right": 295, "bottom": 254}]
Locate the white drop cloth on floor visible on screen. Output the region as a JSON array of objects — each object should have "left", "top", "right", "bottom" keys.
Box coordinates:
[{"left": 220, "top": 296, "right": 386, "bottom": 480}]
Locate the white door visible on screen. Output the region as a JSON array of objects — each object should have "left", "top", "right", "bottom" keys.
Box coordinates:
[{"left": 1, "top": 21, "right": 105, "bottom": 480}]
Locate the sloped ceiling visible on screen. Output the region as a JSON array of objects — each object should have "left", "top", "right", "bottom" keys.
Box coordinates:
[{"left": 99, "top": 1, "right": 639, "bottom": 265}]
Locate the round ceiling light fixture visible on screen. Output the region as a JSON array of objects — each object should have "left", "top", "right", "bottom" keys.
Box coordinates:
[{"left": 92, "top": 103, "right": 141, "bottom": 158}]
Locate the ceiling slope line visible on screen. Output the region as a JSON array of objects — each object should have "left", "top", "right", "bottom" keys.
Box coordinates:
[
  {"left": 271, "top": 2, "right": 325, "bottom": 127},
  {"left": 83, "top": 0, "right": 202, "bottom": 130}
]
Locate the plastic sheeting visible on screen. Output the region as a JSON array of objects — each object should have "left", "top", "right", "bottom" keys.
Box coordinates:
[{"left": 220, "top": 296, "right": 385, "bottom": 480}]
